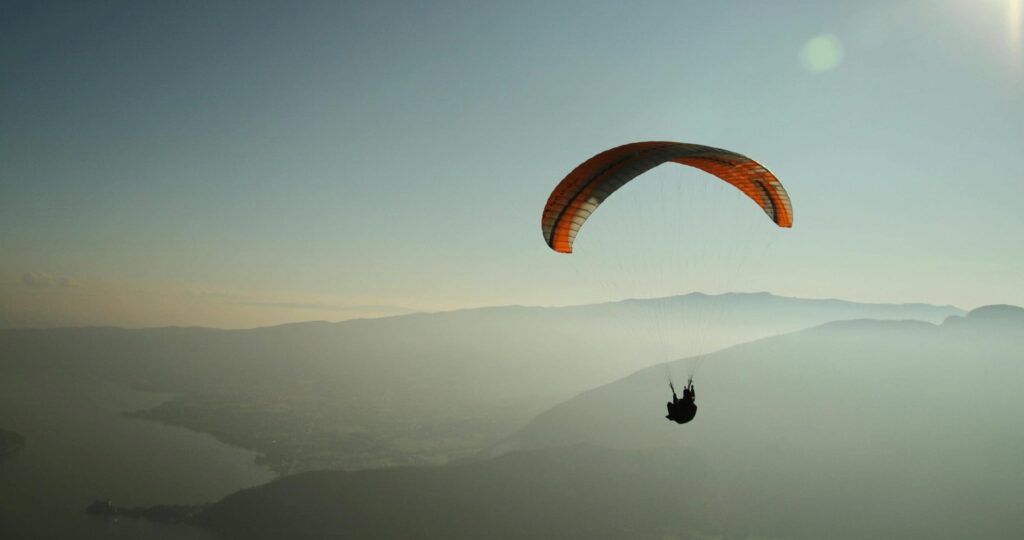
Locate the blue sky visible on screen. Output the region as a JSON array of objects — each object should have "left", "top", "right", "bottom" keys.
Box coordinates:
[{"left": 2, "top": 0, "right": 1022, "bottom": 327}]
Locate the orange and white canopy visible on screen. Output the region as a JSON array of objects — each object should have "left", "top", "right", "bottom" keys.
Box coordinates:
[{"left": 542, "top": 141, "right": 793, "bottom": 253}]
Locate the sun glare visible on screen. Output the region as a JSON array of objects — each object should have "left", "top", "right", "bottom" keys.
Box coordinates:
[
  {"left": 1011, "top": 0, "right": 1022, "bottom": 46},
  {"left": 1010, "top": 0, "right": 1023, "bottom": 71}
]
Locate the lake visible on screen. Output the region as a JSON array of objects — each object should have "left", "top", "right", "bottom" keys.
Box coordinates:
[{"left": 0, "top": 371, "right": 275, "bottom": 539}]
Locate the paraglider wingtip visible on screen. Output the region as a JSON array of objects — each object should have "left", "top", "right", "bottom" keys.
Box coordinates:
[{"left": 547, "top": 243, "right": 572, "bottom": 254}]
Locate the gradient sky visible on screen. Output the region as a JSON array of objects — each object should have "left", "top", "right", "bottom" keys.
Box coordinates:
[{"left": 2, "top": 0, "right": 1022, "bottom": 328}]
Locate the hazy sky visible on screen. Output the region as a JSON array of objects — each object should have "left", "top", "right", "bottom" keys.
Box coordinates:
[{"left": 2, "top": 0, "right": 1022, "bottom": 328}]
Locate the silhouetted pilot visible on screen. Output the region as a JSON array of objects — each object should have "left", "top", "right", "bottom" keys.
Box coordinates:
[{"left": 666, "top": 379, "right": 697, "bottom": 425}]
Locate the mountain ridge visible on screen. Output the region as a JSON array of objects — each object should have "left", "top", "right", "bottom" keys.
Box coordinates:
[{"left": 0, "top": 291, "right": 964, "bottom": 333}]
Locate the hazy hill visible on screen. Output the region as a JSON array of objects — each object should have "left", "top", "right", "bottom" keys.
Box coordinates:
[
  {"left": 191, "top": 445, "right": 718, "bottom": 540},
  {"left": 0, "top": 293, "right": 963, "bottom": 471},
  {"left": 167, "top": 306, "right": 1024, "bottom": 540},
  {"left": 0, "top": 429, "right": 25, "bottom": 461},
  {"left": 487, "top": 305, "right": 1024, "bottom": 537},
  {"left": 503, "top": 304, "right": 1024, "bottom": 453}
]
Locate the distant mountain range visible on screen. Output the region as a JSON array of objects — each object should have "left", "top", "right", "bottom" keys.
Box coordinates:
[
  {"left": 0, "top": 293, "right": 965, "bottom": 471},
  {"left": 160, "top": 304, "right": 1024, "bottom": 540},
  {"left": 0, "top": 292, "right": 964, "bottom": 399}
]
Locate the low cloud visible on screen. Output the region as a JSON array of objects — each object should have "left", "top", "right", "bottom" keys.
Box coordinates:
[
  {"left": 1, "top": 280, "right": 417, "bottom": 329},
  {"left": 21, "top": 272, "right": 80, "bottom": 289},
  {"left": 183, "top": 289, "right": 413, "bottom": 315},
  {"left": 235, "top": 300, "right": 413, "bottom": 314}
]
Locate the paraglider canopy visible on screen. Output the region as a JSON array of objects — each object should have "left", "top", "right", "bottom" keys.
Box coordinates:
[{"left": 542, "top": 141, "right": 793, "bottom": 254}]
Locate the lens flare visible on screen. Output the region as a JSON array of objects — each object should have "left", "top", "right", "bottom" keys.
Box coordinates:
[{"left": 800, "top": 34, "right": 845, "bottom": 73}]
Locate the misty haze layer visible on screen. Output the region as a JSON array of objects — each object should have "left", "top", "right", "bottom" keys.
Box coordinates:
[
  {"left": 0, "top": 294, "right": 959, "bottom": 473},
  {"left": 183, "top": 305, "right": 1024, "bottom": 539}
]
